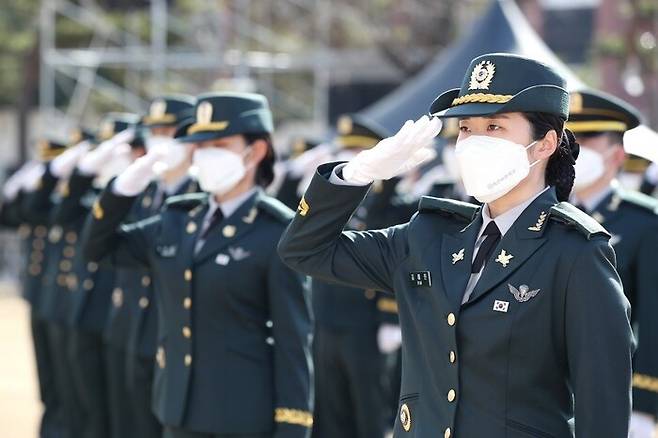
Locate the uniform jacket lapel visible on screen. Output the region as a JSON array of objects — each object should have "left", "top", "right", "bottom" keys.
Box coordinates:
[
  {"left": 193, "top": 190, "right": 262, "bottom": 264},
  {"left": 464, "top": 188, "right": 557, "bottom": 306},
  {"left": 590, "top": 190, "right": 621, "bottom": 226},
  {"left": 179, "top": 195, "right": 209, "bottom": 264},
  {"left": 440, "top": 212, "right": 482, "bottom": 309}
]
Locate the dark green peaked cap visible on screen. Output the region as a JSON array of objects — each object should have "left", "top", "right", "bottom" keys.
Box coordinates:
[
  {"left": 178, "top": 92, "right": 274, "bottom": 143},
  {"left": 429, "top": 53, "right": 569, "bottom": 120},
  {"left": 143, "top": 94, "right": 196, "bottom": 127},
  {"left": 566, "top": 88, "right": 642, "bottom": 134}
]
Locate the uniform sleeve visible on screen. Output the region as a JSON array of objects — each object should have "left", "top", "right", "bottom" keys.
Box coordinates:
[
  {"left": 277, "top": 162, "right": 410, "bottom": 294},
  {"left": 268, "top": 251, "right": 313, "bottom": 438},
  {"left": 50, "top": 169, "right": 94, "bottom": 225},
  {"left": 21, "top": 165, "right": 58, "bottom": 225},
  {"left": 630, "top": 224, "right": 658, "bottom": 416},
  {"left": 565, "top": 238, "right": 634, "bottom": 437},
  {"left": 81, "top": 182, "right": 158, "bottom": 268}
]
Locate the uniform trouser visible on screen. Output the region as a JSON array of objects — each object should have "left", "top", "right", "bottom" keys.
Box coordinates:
[
  {"left": 47, "top": 322, "right": 85, "bottom": 438},
  {"left": 31, "top": 314, "right": 65, "bottom": 438},
  {"left": 126, "top": 353, "right": 162, "bottom": 438},
  {"left": 311, "top": 326, "right": 386, "bottom": 438},
  {"left": 69, "top": 329, "right": 110, "bottom": 438},
  {"left": 163, "top": 426, "right": 270, "bottom": 438},
  {"left": 104, "top": 344, "right": 134, "bottom": 438}
]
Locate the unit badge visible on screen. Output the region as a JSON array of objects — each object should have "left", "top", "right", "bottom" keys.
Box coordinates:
[{"left": 469, "top": 60, "right": 496, "bottom": 90}]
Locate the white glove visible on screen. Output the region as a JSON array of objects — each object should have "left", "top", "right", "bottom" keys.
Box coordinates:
[
  {"left": 645, "top": 163, "right": 658, "bottom": 185},
  {"left": 3, "top": 161, "right": 39, "bottom": 200},
  {"left": 342, "top": 116, "right": 442, "bottom": 185},
  {"left": 288, "top": 143, "right": 334, "bottom": 178},
  {"left": 377, "top": 323, "right": 402, "bottom": 354},
  {"left": 112, "top": 148, "right": 167, "bottom": 197},
  {"left": 50, "top": 141, "right": 90, "bottom": 178},
  {"left": 78, "top": 129, "right": 134, "bottom": 175},
  {"left": 21, "top": 162, "right": 47, "bottom": 192},
  {"left": 629, "top": 411, "right": 656, "bottom": 438}
]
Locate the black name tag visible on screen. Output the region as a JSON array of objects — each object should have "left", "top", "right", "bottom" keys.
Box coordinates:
[{"left": 409, "top": 271, "right": 432, "bottom": 287}]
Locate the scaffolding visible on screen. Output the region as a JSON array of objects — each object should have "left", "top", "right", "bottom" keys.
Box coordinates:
[{"left": 38, "top": 0, "right": 339, "bottom": 139}]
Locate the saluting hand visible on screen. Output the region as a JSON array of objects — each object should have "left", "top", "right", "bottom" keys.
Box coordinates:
[
  {"left": 112, "top": 146, "right": 167, "bottom": 197},
  {"left": 78, "top": 129, "right": 134, "bottom": 175},
  {"left": 50, "top": 141, "right": 91, "bottom": 178},
  {"left": 342, "top": 115, "right": 442, "bottom": 185}
]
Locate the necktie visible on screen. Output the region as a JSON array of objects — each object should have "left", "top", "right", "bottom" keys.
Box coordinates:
[
  {"left": 200, "top": 208, "right": 224, "bottom": 240},
  {"left": 471, "top": 221, "right": 501, "bottom": 273}
]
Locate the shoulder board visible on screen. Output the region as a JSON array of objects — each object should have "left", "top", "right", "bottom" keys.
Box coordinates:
[
  {"left": 615, "top": 186, "right": 658, "bottom": 215},
  {"left": 257, "top": 196, "right": 294, "bottom": 223},
  {"left": 418, "top": 196, "right": 479, "bottom": 222},
  {"left": 165, "top": 192, "right": 209, "bottom": 210},
  {"left": 549, "top": 202, "right": 610, "bottom": 240}
]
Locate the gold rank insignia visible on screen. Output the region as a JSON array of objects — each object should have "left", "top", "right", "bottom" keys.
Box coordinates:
[
  {"left": 528, "top": 211, "right": 547, "bottom": 232},
  {"left": 400, "top": 403, "right": 412, "bottom": 432},
  {"left": 452, "top": 248, "right": 465, "bottom": 265},
  {"left": 297, "top": 197, "right": 309, "bottom": 217},
  {"left": 92, "top": 199, "right": 104, "bottom": 220},
  {"left": 337, "top": 115, "right": 353, "bottom": 135},
  {"left": 495, "top": 249, "right": 514, "bottom": 268},
  {"left": 469, "top": 60, "right": 496, "bottom": 90},
  {"left": 242, "top": 208, "right": 258, "bottom": 224},
  {"left": 99, "top": 120, "right": 115, "bottom": 141},
  {"left": 150, "top": 99, "right": 167, "bottom": 119}
]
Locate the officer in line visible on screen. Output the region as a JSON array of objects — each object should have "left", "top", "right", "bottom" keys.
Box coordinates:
[
  {"left": 82, "top": 92, "right": 313, "bottom": 438},
  {"left": 309, "top": 114, "right": 405, "bottom": 438},
  {"left": 279, "top": 53, "right": 634, "bottom": 437},
  {"left": 566, "top": 89, "right": 658, "bottom": 438},
  {"left": 0, "top": 138, "right": 76, "bottom": 438},
  {"left": 123, "top": 95, "right": 198, "bottom": 438}
]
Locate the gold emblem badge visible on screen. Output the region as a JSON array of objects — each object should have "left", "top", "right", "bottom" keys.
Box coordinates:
[
  {"left": 297, "top": 197, "right": 309, "bottom": 217},
  {"left": 197, "top": 101, "right": 213, "bottom": 124},
  {"left": 99, "top": 120, "right": 115, "bottom": 140},
  {"left": 528, "top": 211, "right": 547, "bottom": 232},
  {"left": 222, "top": 225, "right": 236, "bottom": 238},
  {"left": 150, "top": 99, "right": 167, "bottom": 119},
  {"left": 92, "top": 199, "right": 104, "bottom": 220},
  {"left": 337, "top": 115, "right": 353, "bottom": 135},
  {"left": 468, "top": 60, "right": 496, "bottom": 90},
  {"left": 452, "top": 248, "right": 465, "bottom": 265},
  {"left": 569, "top": 92, "right": 583, "bottom": 113},
  {"left": 495, "top": 249, "right": 514, "bottom": 268},
  {"left": 400, "top": 403, "right": 412, "bottom": 432}
]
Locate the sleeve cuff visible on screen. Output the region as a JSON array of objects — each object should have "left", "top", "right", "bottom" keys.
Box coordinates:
[
  {"left": 328, "top": 163, "right": 370, "bottom": 187},
  {"left": 274, "top": 408, "right": 313, "bottom": 428}
]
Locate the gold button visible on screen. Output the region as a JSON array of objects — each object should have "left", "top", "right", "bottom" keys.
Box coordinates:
[
  {"left": 222, "top": 225, "right": 236, "bottom": 238},
  {"left": 364, "top": 289, "right": 376, "bottom": 300},
  {"left": 59, "top": 260, "right": 72, "bottom": 272},
  {"left": 141, "top": 275, "right": 151, "bottom": 287},
  {"left": 63, "top": 246, "right": 75, "bottom": 258},
  {"left": 139, "top": 297, "right": 150, "bottom": 309},
  {"left": 35, "top": 226, "right": 47, "bottom": 238},
  {"left": 28, "top": 265, "right": 41, "bottom": 276},
  {"left": 447, "top": 389, "right": 456, "bottom": 402},
  {"left": 186, "top": 222, "right": 197, "bottom": 234},
  {"left": 449, "top": 351, "right": 456, "bottom": 363},
  {"left": 184, "top": 269, "right": 192, "bottom": 281},
  {"left": 30, "top": 252, "right": 43, "bottom": 263},
  {"left": 447, "top": 313, "right": 456, "bottom": 326},
  {"left": 57, "top": 274, "right": 68, "bottom": 286},
  {"left": 444, "top": 427, "right": 451, "bottom": 438},
  {"left": 33, "top": 239, "right": 45, "bottom": 250},
  {"left": 183, "top": 297, "right": 192, "bottom": 309},
  {"left": 87, "top": 262, "right": 98, "bottom": 272},
  {"left": 112, "top": 288, "right": 123, "bottom": 307},
  {"left": 83, "top": 279, "right": 94, "bottom": 290},
  {"left": 65, "top": 231, "right": 77, "bottom": 244},
  {"left": 182, "top": 326, "right": 192, "bottom": 338},
  {"left": 184, "top": 354, "right": 192, "bottom": 366}
]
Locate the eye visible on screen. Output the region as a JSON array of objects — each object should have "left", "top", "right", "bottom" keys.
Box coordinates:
[
  {"left": 459, "top": 125, "right": 470, "bottom": 133},
  {"left": 487, "top": 124, "right": 501, "bottom": 131}
]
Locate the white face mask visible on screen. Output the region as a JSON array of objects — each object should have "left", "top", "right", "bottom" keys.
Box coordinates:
[
  {"left": 147, "top": 136, "right": 188, "bottom": 174},
  {"left": 573, "top": 147, "right": 605, "bottom": 191},
  {"left": 191, "top": 147, "right": 247, "bottom": 195},
  {"left": 455, "top": 135, "right": 538, "bottom": 203},
  {"left": 441, "top": 144, "right": 460, "bottom": 182}
]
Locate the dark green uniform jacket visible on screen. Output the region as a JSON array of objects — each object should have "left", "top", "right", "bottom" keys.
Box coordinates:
[
  {"left": 82, "top": 186, "right": 313, "bottom": 437},
  {"left": 278, "top": 163, "right": 635, "bottom": 438},
  {"left": 585, "top": 186, "right": 658, "bottom": 416}
]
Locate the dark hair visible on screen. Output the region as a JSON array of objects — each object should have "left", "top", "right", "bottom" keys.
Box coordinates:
[
  {"left": 243, "top": 132, "right": 275, "bottom": 187},
  {"left": 524, "top": 112, "right": 580, "bottom": 202}
]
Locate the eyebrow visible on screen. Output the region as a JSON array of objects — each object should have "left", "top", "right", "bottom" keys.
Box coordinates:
[{"left": 459, "top": 114, "right": 511, "bottom": 122}]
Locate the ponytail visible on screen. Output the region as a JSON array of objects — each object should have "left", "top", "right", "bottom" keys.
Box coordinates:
[{"left": 524, "top": 112, "right": 580, "bottom": 202}]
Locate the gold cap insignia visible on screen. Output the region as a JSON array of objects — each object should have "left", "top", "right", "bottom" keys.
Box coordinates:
[
  {"left": 468, "top": 60, "right": 496, "bottom": 91},
  {"left": 197, "top": 101, "right": 213, "bottom": 124},
  {"left": 569, "top": 92, "right": 583, "bottom": 114},
  {"left": 150, "top": 99, "right": 167, "bottom": 119},
  {"left": 400, "top": 403, "right": 412, "bottom": 432},
  {"left": 99, "top": 120, "right": 115, "bottom": 140},
  {"left": 337, "top": 115, "right": 353, "bottom": 135}
]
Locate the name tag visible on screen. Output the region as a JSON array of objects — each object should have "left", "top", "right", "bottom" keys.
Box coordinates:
[
  {"left": 409, "top": 271, "right": 432, "bottom": 287},
  {"left": 156, "top": 245, "right": 177, "bottom": 258}
]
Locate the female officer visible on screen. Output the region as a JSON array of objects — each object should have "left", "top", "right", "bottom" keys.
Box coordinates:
[
  {"left": 82, "top": 92, "right": 313, "bottom": 438},
  {"left": 279, "top": 53, "right": 634, "bottom": 438}
]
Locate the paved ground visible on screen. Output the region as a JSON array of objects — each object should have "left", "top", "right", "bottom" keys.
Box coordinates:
[{"left": 0, "top": 287, "right": 40, "bottom": 437}]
